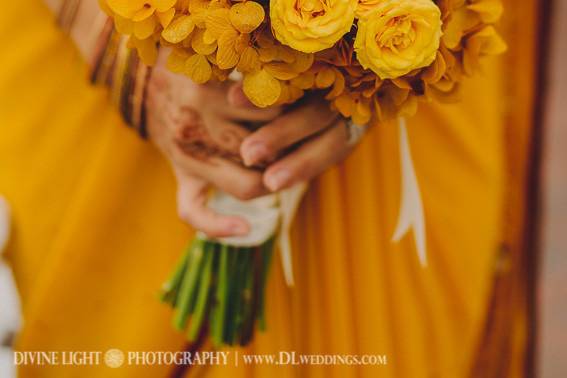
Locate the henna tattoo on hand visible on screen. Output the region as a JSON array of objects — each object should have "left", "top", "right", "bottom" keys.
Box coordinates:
[{"left": 174, "top": 107, "right": 244, "bottom": 165}]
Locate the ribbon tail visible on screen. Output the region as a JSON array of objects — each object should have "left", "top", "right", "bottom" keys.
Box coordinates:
[
  {"left": 392, "top": 118, "right": 427, "bottom": 266},
  {"left": 0, "top": 196, "right": 10, "bottom": 253},
  {"left": 277, "top": 183, "right": 308, "bottom": 287}
]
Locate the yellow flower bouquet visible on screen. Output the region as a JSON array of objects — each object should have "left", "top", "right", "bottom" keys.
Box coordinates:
[
  {"left": 102, "top": 0, "right": 506, "bottom": 124},
  {"left": 99, "top": 0, "right": 507, "bottom": 347}
]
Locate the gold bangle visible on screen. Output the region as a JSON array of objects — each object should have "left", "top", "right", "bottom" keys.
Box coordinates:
[
  {"left": 98, "top": 30, "right": 121, "bottom": 87},
  {"left": 119, "top": 49, "right": 137, "bottom": 126},
  {"left": 89, "top": 17, "right": 114, "bottom": 84},
  {"left": 138, "top": 65, "right": 152, "bottom": 139},
  {"left": 132, "top": 58, "right": 149, "bottom": 132},
  {"left": 57, "top": 0, "right": 82, "bottom": 32},
  {"left": 111, "top": 36, "right": 129, "bottom": 107},
  {"left": 84, "top": 11, "right": 153, "bottom": 139},
  {"left": 87, "top": 12, "right": 112, "bottom": 70}
]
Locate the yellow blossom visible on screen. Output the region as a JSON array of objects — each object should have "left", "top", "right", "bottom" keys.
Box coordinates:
[
  {"left": 99, "top": 0, "right": 506, "bottom": 126},
  {"left": 270, "top": 0, "right": 357, "bottom": 53},
  {"left": 468, "top": 0, "right": 503, "bottom": 23},
  {"left": 463, "top": 25, "right": 507, "bottom": 75},
  {"left": 106, "top": 0, "right": 176, "bottom": 40},
  {"left": 229, "top": 2, "right": 265, "bottom": 34},
  {"left": 162, "top": 15, "right": 195, "bottom": 43},
  {"left": 243, "top": 69, "right": 282, "bottom": 107},
  {"left": 354, "top": 0, "right": 442, "bottom": 79},
  {"left": 442, "top": 0, "right": 503, "bottom": 49},
  {"left": 106, "top": 0, "right": 176, "bottom": 20},
  {"left": 355, "top": 0, "right": 382, "bottom": 18},
  {"left": 185, "top": 54, "right": 213, "bottom": 83}
]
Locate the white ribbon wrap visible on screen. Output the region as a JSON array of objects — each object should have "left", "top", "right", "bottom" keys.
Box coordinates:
[
  {"left": 391, "top": 118, "right": 427, "bottom": 266},
  {"left": 205, "top": 183, "right": 307, "bottom": 287},
  {"left": 274, "top": 183, "right": 307, "bottom": 286},
  {"left": 205, "top": 193, "right": 280, "bottom": 247}
]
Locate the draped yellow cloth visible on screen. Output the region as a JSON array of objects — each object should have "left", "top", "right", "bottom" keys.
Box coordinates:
[{"left": 0, "top": 1, "right": 541, "bottom": 377}]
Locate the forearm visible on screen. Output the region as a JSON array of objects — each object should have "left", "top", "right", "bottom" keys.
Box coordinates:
[{"left": 44, "top": 0, "right": 106, "bottom": 64}]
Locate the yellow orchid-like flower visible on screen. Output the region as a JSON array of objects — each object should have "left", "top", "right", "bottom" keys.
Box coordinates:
[
  {"left": 106, "top": 0, "right": 176, "bottom": 20},
  {"left": 106, "top": 0, "right": 176, "bottom": 40},
  {"left": 270, "top": 0, "right": 358, "bottom": 53},
  {"left": 442, "top": 0, "right": 504, "bottom": 49},
  {"left": 468, "top": 0, "right": 503, "bottom": 23},
  {"left": 463, "top": 25, "right": 507, "bottom": 74},
  {"left": 354, "top": 0, "right": 442, "bottom": 80}
]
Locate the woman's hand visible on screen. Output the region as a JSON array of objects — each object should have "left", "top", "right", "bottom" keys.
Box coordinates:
[
  {"left": 146, "top": 52, "right": 281, "bottom": 238},
  {"left": 237, "top": 90, "right": 360, "bottom": 192}
]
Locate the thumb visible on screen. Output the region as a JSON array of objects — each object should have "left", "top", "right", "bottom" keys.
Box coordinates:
[
  {"left": 227, "top": 82, "right": 256, "bottom": 108},
  {"left": 175, "top": 172, "right": 250, "bottom": 238}
]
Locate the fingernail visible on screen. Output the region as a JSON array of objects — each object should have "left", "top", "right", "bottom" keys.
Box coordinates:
[
  {"left": 265, "top": 169, "right": 291, "bottom": 191},
  {"left": 229, "top": 221, "right": 249, "bottom": 235},
  {"left": 242, "top": 142, "right": 268, "bottom": 166}
]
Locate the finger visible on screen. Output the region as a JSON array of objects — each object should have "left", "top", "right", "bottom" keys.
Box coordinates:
[
  {"left": 223, "top": 82, "right": 283, "bottom": 123},
  {"left": 263, "top": 119, "right": 352, "bottom": 191},
  {"left": 240, "top": 98, "right": 339, "bottom": 167},
  {"left": 205, "top": 119, "right": 250, "bottom": 156},
  {"left": 171, "top": 146, "right": 270, "bottom": 200},
  {"left": 175, "top": 173, "right": 250, "bottom": 238},
  {"left": 227, "top": 81, "right": 255, "bottom": 108},
  {"left": 204, "top": 157, "right": 271, "bottom": 200}
]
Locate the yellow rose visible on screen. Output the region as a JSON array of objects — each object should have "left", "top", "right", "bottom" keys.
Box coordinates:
[
  {"left": 354, "top": 0, "right": 442, "bottom": 79},
  {"left": 355, "top": 0, "right": 383, "bottom": 18},
  {"left": 270, "top": 0, "right": 357, "bottom": 53}
]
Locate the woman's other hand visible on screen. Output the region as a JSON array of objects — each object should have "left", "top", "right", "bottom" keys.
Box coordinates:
[
  {"left": 146, "top": 51, "right": 281, "bottom": 238},
  {"left": 236, "top": 88, "right": 362, "bottom": 192}
]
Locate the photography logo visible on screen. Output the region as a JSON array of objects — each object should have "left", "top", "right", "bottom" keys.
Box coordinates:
[{"left": 104, "top": 349, "right": 125, "bottom": 368}]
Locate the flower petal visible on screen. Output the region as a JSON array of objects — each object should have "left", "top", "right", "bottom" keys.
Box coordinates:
[
  {"left": 229, "top": 2, "right": 265, "bottom": 34},
  {"left": 161, "top": 15, "right": 195, "bottom": 43},
  {"left": 243, "top": 69, "right": 282, "bottom": 107},
  {"left": 185, "top": 54, "right": 213, "bottom": 83}
]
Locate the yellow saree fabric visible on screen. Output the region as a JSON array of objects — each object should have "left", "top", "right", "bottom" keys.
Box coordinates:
[{"left": 0, "top": 1, "right": 541, "bottom": 377}]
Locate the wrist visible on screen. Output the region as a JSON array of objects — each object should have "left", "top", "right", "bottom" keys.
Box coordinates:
[
  {"left": 54, "top": 0, "right": 106, "bottom": 63},
  {"left": 73, "top": 1, "right": 108, "bottom": 66}
]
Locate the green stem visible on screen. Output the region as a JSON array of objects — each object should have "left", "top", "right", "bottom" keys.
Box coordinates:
[
  {"left": 258, "top": 238, "right": 275, "bottom": 331},
  {"left": 188, "top": 246, "right": 214, "bottom": 341},
  {"left": 173, "top": 239, "right": 205, "bottom": 330},
  {"left": 239, "top": 248, "right": 260, "bottom": 346},
  {"left": 160, "top": 242, "right": 193, "bottom": 305},
  {"left": 211, "top": 244, "right": 230, "bottom": 346},
  {"left": 162, "top": 235, "right": 277, "bottom": 347},
  {"left": 224, "top": 247, "right": 245, "bottom": 345},
  {"left": 229, "top": 249, "right": 249, "bottom": 344}
]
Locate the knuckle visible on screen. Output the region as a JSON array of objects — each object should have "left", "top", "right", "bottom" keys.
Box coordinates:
[
  {"left": 203, "top": 228, "right": 224, "bottom": 238},
  {"left": 257, "top": 126, "right": 285, "bottom": 149},
  {"left": 261, "top": 106, "right": 284, "bottom": 120},
  {"left": 177, "top": 206, "right": 192, "bottom": 224},
  {"left": 256, "top": 136, "right": 277, "bottom": 153},
  {"left": 295, "top": 157, "right": 315, "bottom": 179},
  {"left": 186, "top": 86, "right": 207, "bottom": 105},
  {"left": 233, "top": 178, "right": 265, "bottom": 201}
]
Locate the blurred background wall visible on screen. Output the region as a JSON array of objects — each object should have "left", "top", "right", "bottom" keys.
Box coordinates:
[{"left": 540, "top": 0, "right": 567, "bottom": 376}]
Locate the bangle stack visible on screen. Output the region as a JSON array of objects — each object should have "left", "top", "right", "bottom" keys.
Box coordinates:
[
  {"left": 114, "top": 40, "right": 151, "bottom": 139},
  {"left": 57, "top": 0, "right": 151, "bottom": 139},
  {"left": 57, "top": 0, "right": 81, "bottom": 32}
]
